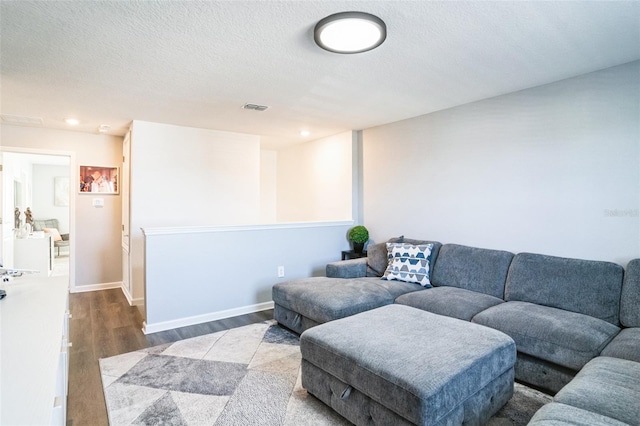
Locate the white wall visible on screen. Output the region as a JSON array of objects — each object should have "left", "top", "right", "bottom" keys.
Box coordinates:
[
  {"left": 2, "top": 152, "right": 33, "bottom": 213},
  {"left": 32, "top": 165, "right": 70, "bottom": 234},
  {"left": 129, "top": 121, "right": 262, "bottom": 305},
  {"left": 260, "top": 150, "right": 277, "bottom": 223},
  {"left": 1, "top": 125, "right": 123, "bottom": 288},
  {"left": 277, "top": 131, "right": 353, "bottom": 222},
  {"left": 363, "top": 61, "right": 640, "bottom": 266},
  {"left": 143, "top": 221, "right": 353, "bottom": 333}
]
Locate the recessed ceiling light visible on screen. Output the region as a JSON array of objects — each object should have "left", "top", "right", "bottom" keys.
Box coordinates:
[
  {"left": 314, "top": 11, "right": 386, "bottom": 54},
  {"left": 65, "top": 118, "right": 80, "bottom": 126},
  {"left": 300, "top": 130, "right": 311, "bottom": 137}
]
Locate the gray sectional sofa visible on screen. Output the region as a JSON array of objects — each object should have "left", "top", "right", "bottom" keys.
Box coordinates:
[{"left": 272, "top": 238, "right": 640, "bottom": 425}]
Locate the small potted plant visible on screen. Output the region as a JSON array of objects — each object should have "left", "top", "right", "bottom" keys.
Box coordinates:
[{"left": 348, "top": 225, "right": 369, "bottom": 253}]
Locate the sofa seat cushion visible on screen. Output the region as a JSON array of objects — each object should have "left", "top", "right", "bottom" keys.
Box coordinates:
[
  {"left": 301, "top": 305, "right": 516, "bottom": 425},
  {"left": 553, "top": 356, "right": 640, "bottom": 426},
  {"left": 472, "top": 301, "right": 620, "bottom": 371},
  {"left": 600, "top": 327, "right": 640, "bottom": 363},
  {"left": 272, "top": 277, "right": 423, "bottom": 324},
  {"left": 528, "top": 402, "right": 628, "bottom": 426},
  {"left": 395, "top": 286, "right": 504, "bottom": 321}
]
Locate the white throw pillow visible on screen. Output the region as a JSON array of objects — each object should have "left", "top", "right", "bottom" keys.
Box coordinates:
[{"left": 43, "top": 227, "right": 63, "bottom": 242}]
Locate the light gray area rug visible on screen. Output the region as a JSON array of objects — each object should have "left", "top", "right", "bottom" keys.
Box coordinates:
[{"left": 100, "top": 320, "right": 552, "bottom": 425}]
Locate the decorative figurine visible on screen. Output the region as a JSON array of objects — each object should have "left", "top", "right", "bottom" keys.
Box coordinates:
[
  {"left": 14, "top": 208, "right": 20, "bottom": 230},
  {"left": 24, "top": 207, "right": 33, "bottom": 226}
]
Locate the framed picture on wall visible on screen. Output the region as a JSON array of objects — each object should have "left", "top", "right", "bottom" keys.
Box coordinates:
[
  {"left": 79, "top": 165, "right": 119, "bottom": 194},
  {"left": 54, "top": 176, "right": 70, "bottom": 206}
]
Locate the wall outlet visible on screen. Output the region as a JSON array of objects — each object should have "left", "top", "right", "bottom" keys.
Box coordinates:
[{"left": 277, "top": 266, "right": 285, "bottom": 278}]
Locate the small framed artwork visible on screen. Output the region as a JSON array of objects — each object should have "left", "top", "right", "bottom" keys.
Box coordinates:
[
  {"left": 54, "top": 176, "right": 70, "bottom": 206},
  {"left": 79, "top": 166, "right": 119, "bottom": 194}
]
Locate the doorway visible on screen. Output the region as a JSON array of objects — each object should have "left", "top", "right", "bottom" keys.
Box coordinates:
[{"left": 0, "top": 148, "right": 75, "bottom": 286}]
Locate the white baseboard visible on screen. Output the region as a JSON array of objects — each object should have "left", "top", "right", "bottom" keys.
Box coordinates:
[
  {"left": 142, "top": 301, "right": 275, "bottom": 335},
  {"left": 120, "top": 284, "right": 144, "bottom": 306},
  {"left": 70, "top": 282, "right": 144, "bottom": 306},
  {"left": 71, "top": 281, "right": 122, "bottom": 293}
]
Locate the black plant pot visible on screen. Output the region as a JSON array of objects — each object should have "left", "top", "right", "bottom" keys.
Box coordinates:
[{"left": 353, "top": 242, "right": 365, "bottom": 253}]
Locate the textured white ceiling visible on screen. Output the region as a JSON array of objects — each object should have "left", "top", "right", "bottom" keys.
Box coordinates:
[{"left": 1, "top": 1, "right": 639, "bottom": 149}]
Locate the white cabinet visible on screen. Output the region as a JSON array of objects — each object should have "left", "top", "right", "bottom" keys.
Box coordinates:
[
  {"left": 0, "top": 276, "right": 70, "bottom": 425},
  {"left": 13, "top": 234, "right": 54, "bottom": 276}
]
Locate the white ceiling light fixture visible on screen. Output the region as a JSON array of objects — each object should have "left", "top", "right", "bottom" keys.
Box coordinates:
[
  {"left": 64, "top": 118, "right": 80, "bottom": 125},
  {"left": 242, "top": 103, "right": 270, "bottom": 112},
  {"left": 314, "top": 11, "right": 386, "bottom": 54},
  {"left": 300, "top": 130, "right": 310, "bottom": 137}
]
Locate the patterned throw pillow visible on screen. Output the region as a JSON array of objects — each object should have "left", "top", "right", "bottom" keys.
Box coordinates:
[{"left": 382, "top": 243, "right": 434, "bottom": 287}]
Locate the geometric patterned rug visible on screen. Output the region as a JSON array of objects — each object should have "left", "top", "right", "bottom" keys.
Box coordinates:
[{"left": 100, "top": 320, "right": 552, "bottom": 425}]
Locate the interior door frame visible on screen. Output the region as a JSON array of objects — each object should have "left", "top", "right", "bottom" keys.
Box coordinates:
[{"left": 1, "top": 146, "right": 76, "bottom": 291}]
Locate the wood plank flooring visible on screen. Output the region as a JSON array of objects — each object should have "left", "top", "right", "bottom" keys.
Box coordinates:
[{"left": 66, "top": 288, "right": 274, "bottom": 426}]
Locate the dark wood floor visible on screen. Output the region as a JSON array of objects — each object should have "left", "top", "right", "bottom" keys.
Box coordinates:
[{"left": 67, "top": 288, "right": 274, "bottom": 426}]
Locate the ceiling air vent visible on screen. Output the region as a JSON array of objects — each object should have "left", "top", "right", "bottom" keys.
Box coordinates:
[
  {"left": 242, "top": 103, "right": 270, "bottom": 112},
  {"left": 1, "top": 114, "right": 44, "bottom": 126}
]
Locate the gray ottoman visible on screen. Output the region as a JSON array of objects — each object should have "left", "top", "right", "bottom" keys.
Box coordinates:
[{"left": 300, "top": 304, "right": 516, "bottom": 426}]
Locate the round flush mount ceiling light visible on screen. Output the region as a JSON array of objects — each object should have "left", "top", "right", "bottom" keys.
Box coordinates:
[
  {"left": 314, "top": 12, "right": 386, "bottom": 54},
  {"left": 64, "top": 118, "right": 80, "bottom": 126}
]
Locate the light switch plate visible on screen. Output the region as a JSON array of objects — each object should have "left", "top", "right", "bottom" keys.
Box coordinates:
[{"left": 93, "top": 198, "right": 104, "bottom": 207}]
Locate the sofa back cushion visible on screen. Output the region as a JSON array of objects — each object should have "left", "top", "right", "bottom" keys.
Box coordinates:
[
  {"left": 505, "top": 253, "right": 624, "bottom": 325},
  {"left": 620, "top": 259, "right": 640, "bottom": 327},
  {"left": 366, "top": 236, "right": 404, "bottom": 277},
  {"left": 32, "top": 218, "right": 60, "bottom": 232},
  {"left": 367, "top": 237, "right": 442, "bottom": 277},
  {"left": 431, "top": 244, "right": 514, "bottom": 299}
]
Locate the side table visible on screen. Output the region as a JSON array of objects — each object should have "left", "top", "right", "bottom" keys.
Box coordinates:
[{"left": 341, "top": 250, "right": 367, "bottom": 260}]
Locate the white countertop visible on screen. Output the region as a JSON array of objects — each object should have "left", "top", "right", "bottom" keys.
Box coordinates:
[{"left": 0, "top": 276, "right": 68, "bottom": 425}]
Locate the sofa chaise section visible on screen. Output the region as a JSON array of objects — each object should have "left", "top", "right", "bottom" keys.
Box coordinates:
[
  {"left": 472, "top": 252, "right": 624, "bottom": 393},
  {"left": 275, "top": 239, "right": 442, "bottom": 334},
  {"left": 272, "top": 277, "right": 424, "bottom": 334},
  {"left": 395, "top": 244, "right": 512, "bottom": 321}
]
